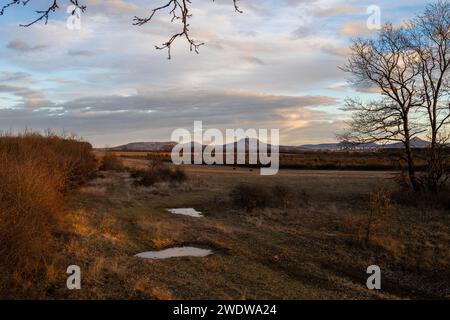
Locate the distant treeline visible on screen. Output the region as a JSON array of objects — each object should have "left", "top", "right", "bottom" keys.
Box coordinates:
[{"left": 106, "top": 148, "right": 450, "bottom": 171}]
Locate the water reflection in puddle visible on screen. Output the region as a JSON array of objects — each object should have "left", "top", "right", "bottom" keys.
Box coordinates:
[
  {"left": 167, "top": 208, "right": 203, "bottom": 218},
  {"left": 135, "top": 247, "right": 213, "bottom": 259}
]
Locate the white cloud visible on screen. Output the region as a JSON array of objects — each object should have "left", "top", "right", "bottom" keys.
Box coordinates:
[{"left": 0, "top": 0, "right": 428, "bottom": 144}]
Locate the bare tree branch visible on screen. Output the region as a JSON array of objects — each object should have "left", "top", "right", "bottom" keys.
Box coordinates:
[
  {"left": 0, "top": 0, "right": 242, "bottom": 59},
  {"left": 0, "top": 1, "right": 86, "bottom": 26},
  {"left": 133, "top": 0, "right": 242, "bottom": 59}
]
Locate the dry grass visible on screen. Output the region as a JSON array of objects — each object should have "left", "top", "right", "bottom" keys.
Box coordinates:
[
  {"left": 344, "top": 187, "right": 397, "bottom": 247},
  {"left": 131, "top": 161, "right": 187, "bottom": 187},
  {"left": 0, "top": 157, "right": 62, "bottom": 297},
  {"left": 104, "top": 149, "right": 449, "bottom": 171},
  {"left": 0, "top": 132, "right": 97, "bottom": 298},
  {"left": 52, "top": 164, "right": 448, "bottom": 299},
  {"left": 2, "top": 146, "right": 449, "bottom": 299},
  {"left": 99, "top": 153, "right": 125, "bottom": 171},
  {"left": 229, "top": 183, "right": 307, "bottom": 212}
]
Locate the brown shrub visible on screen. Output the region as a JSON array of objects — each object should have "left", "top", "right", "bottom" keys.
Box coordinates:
[
  {"left": 353, "top": 187, "right": 397, "bottom": 246},
  {"left": 131, "top": 169, "right": 158, "bottom": 187},
  {"left": 392, "top": 189, "right": 450, "bottom": 210},
  {"left": 271, "top": 185, "right": 293, "bottom": 209},
  {"left": 229, "top": 183, "right": 270, "bottom": 212},
  {"left": 171, "top": 166, "right": 188, "bottom": 183},
  {"left": 229, "top": 183, "right": 303, "bottom": 212},
  {"left": 0, "top": 131, "right": 97, "bottom": 190},
  {"left": 131, "top": 162, "right": 187, "bottom": 187},
  {"left": 99, "top": 153, "right": 125, "bottom": 171},
  {"left": 0, "top": 132, "right": 97, "bottom": 298},
  {"left": 0, "top": 158, "right": 63, "bottom": 296}
]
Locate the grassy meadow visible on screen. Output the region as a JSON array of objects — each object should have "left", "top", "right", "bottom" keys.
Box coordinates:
[
  {"left": 99, "top": 148, "right": 441, "bottom": 171},
  {"left": 0, "top": 137, "right": 449, "bottom": 299}
]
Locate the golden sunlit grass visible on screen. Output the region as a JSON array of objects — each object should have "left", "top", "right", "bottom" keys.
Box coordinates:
[
  {"left": 0, "top": 132, "right": 97, "bottom": 298},
  {"left": 51, "top": 159, "right": 449, "bottom": 300},
  {"left": 1, "top": 145, "right": 449, "bottom": 299},
  {"left": 99, "top": 153, "right": 125, "bottom": 172}
]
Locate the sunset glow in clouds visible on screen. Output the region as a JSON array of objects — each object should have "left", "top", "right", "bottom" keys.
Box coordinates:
[{"left": 0, "top": 0, "right": 428, "bottom": 146}]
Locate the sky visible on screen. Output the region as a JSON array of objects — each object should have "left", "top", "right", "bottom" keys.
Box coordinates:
[{"left": 0, "top": 0, "right": 430, "bottom": 147}]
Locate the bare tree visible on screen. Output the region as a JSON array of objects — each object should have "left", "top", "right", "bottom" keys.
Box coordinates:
[
  {"left": 408, "top": 1, "right": 450, "bottom": 192},
  {"left": 0, "top": 0, "right": 242, "bottom": 59},
  {"left": 340, "top": 25, "right": 424, "bottom": 191}
]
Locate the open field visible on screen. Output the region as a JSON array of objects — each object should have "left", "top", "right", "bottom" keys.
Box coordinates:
[
  {"left": 45, "top": 156, "right": 449, "bottom": 300},
  {"left": 99, "top": 149, "right": 450, "bottom": 171}
]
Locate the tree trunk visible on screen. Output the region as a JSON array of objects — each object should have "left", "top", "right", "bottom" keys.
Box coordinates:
[
  {"left": 427, "top": 109, "right": 441, "bottom": 193},
  {"left": 405, "top": 145, "right": 421, "bottom": 192},
  {"left": 403, "top": 122, "right": 421, "bottom": 192}
]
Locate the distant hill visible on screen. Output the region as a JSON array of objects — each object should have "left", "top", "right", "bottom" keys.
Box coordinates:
[
  {"left": 106, "top": 138, "right": 269, "bottom": 152},
  {"left": 298, "top": 141, "right": 375, "bottom": 150},
  {"left": 103, "top": 137, "right": 431, "bottom": 152},
  {"left": 383, "top": 137, "right": 430, "bottom": 149},
  {"left": 108, "top": 142, "right": 176, "bottom": 152},
  {"left": 223, "top": 138, "right": 270, "bottom": 152},
  {"left": 298, "top": 137, "right": 429, "bottom": 151}
]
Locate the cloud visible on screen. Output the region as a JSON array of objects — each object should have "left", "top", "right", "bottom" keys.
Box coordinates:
[
  {"left": 242, "top": 56, "right": 265, "bottom": 65},
  {"left": 6, "top": 40, "right": 48, "bottom": 52},
  {"left": 46, "top": 77, "right": 79, "bottom": 84},
  {"left": 0, "top": 84, "right": 52, "bottom": 108},
  {"left": 340, "top": 21, "right": 376, "bottom": 37},
  {"left": 0, "top": 71, "right": 35, "bottom": 83},
  {"left": 87, "top": 0, "right": 139, "bottom": 14},
  {"left": 313, "top": 4, "right": 361, "bottom": 18},
  {"left": 0, "top": 72, "right": 49, "bottom": 108},
  {"left": 0, "top": 88, "right": 341, "bottom": 146},
  {"left": 67, "top": 50, "right": 96, "bottom": 56},
  {"left": 291, "top": 25, "right": 315, "bottom": 39},
  {"left": 325, "top": 82, "right": 381, "bottom": 94},
  {"left": 0, "top": 0, "right": 427, "bottom": 146},
  {"left": 60, "top": 88, "right": 338, "bottom": 115},
  {"left": 320, "top": 44, "right": 351, "bottom": 57}
]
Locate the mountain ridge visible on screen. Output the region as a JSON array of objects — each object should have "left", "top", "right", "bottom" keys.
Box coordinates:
[{"left": 101, "top": 137, "right": 431, "bottom": 152}]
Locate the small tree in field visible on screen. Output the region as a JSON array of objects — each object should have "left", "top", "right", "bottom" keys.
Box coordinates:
[
  {"left": 340, "top": 25, "right": 424, "bottom": 191},
  {"left": 342, "top": 1, "right": 450, "bottom": 193},
  {"left": 364, "top": 187, "right": 396, "bottom": 246},
  {"left": 409, "top": 1, "right": 450, "bottom": 192}
]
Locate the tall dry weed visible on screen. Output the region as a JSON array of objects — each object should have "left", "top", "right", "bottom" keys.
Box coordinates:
[
  {"left": 349, "top": 187, "right": 397, "bottom": 247},
  {"left": 0, "top": 131, "right": 97, "bottom": 298}
]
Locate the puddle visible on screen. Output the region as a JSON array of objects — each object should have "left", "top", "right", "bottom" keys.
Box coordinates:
[
  {"left": 135, "top": 247, "right": 213, "bottom": 259},
  {"left": 167, "top": 208, "right": 203, "bottom": 218}
]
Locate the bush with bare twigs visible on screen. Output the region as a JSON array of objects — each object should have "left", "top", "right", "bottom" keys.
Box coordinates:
[
  {"left": 99, "top": 153, "right": 125, "bottom": 171},
  {"left": 131, "top": 162, "right": 187, "bottom": 187},
  {"left": 229, "top": 183, "right": 305, "bottom": 212},
  {"left": 348, "top": 187, "right": 397, "bottom": 247},
  {"left": 229, "top": 183, "right": 270, "bottom": 212},
  {"left": 0, "top": 132, "right": 97, "bottom": 298}
]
